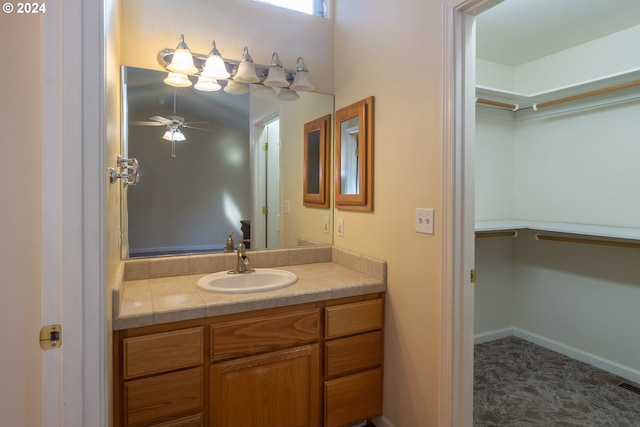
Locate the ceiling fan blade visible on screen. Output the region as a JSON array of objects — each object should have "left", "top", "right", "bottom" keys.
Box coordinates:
[
  {"left": 130, "top": 120, "right": 165, "bottom": 126},
  {"left": 183, "top": 121, "right": 210, "bottom": 126},
  {"left": 149, "top": 115, "right": 172, "bottom": 124},
  {"left": 182, "top": 124, "right": 213, "bottom": 132}
]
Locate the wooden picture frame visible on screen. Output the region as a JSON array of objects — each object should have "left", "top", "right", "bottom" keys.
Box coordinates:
[
  {"left": 334, "top": 96, "right": 374, "bottom": 211},
  {"left": 303, "top": 114, "right": 331, "bottom": 208}
]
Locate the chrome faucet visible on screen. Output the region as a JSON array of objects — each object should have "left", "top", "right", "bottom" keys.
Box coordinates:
[{"left": 234, "top": 241, "right": 253, "bottom": 274}]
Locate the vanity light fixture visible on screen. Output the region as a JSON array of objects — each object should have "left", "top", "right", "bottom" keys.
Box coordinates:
[
  {"left": 167, "top": 34, "right": 199, "bottom": 75},
  {"left": 194, "top": 75, "right": 222, "bottom": 92},
  {"left": 233, "top": 47, "right": 260, "bottom": 84},
  {"left": 164, "top": 72, "right": 193, "bottom": 88},
  {"left": 277, "top": 87, "right": 300, "bottom": 101},
  {"left": 200, "top": 41, "right": 231, "bottom": 80},
  {"left": 158, "top": 38, "right": 316, "bottom": 97},
  {"left": 263, "top": 52, "right": 290, "bottom": 88},
  {"left": 290, "top": 57, "right": 314, "bottom": 92},
  {"left": 252, "top": 85, "right": 276, "bottom": 98},
  {"left": 224, "top": 79, "right": 249, "bottom": 95}
]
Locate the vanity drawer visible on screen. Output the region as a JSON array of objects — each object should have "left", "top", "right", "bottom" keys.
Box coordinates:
[
  {"left": 123, "top": 327, "right": 203, "bottom": 379},
  {"left": 324, "top": 330, "right": 382, "bottom": 377},
  {"left": 324, "top": 368, "right": 382, "bottom": 427},
  {"left": 325, "top": 299, "right": 383, "bottom": 339},
  {"left": 211, "top": 308, "right": 319, "bottom": 361},
  {"left": 124, "top": 367, "right": 203, "bottom": 426}
]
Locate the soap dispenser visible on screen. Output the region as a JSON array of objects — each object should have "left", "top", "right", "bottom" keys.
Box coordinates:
[{"left": 224, "top": 232, "right": 235, "bottom": 252}]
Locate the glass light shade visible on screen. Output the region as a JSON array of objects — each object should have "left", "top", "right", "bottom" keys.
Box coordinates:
[
  {"left": 264, "top": 66, "right": 289, "bottom": 88},
  {"left": 234, "top": 60, "right": 260, "bottom": 83},
  {"left": 263, "top": 52, "right": 290, "bottom": 88},
  {"left": 194, "top": 76, "right": 222, "bottom": 92},
  {"left": 162, "top": 128, "right": 186, "bottom": 142},
  {"left": 201, "top": 55, "right": 230, "bottom": 80},
  {"left": 167, "top": 35, "right": 198, "bottom": 75},
  {"left": 164, "top": 72, "right": 192, "bottom": 88},
  {"left": 290, "top": 57, "right": 315, "bottom": 92},
  {"left": 252, "top": 85, "right": 276, "bottom": 98},
  {"left": 276, "top": 88, "right": 300, "bottom": 101},
  {"left": 233, "top": 47, "right": 260, "bottom": 83},
  {"left": 224, "top": 80, "right": 249, "bottom": 95},
  {"left": 200, "top": 41, "right": 230, "bottom": 80}
]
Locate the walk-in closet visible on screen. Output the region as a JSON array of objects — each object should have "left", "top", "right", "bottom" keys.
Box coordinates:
[{"left": 473, "top": 0, "right": 640, "bottom": 423}]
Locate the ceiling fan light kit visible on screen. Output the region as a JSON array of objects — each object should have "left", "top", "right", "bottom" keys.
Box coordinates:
[{"left": 158, "top": 35, "right": 315, "bottom": 98}]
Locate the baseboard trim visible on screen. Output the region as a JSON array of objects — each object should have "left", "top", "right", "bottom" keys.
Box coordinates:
[
  {"left": 474, "top": 327, "right": 513, "bottom": 345},
  {"left": 475, "top": 328, "right": 640, "bottom": 384},
  {"left": 513, "top": 329, "right": 640, "bottom": 385}
]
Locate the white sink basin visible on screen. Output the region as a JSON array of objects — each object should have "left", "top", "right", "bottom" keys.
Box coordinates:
[{"left": 197, "top": 268, "right": 298, "bottom": 294}]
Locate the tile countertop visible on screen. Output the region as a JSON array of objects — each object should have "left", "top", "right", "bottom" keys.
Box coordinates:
[{"left": 114, "top": 261, "right": 386, "bottom": 330}]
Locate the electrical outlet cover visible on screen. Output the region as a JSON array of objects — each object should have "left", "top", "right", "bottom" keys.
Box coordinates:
[{"left": 415, "top": 208, "right": 434, "bottom": 234}]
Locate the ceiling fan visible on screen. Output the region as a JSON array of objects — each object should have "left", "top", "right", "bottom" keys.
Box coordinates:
[{"left": 130, "top": 89, "right": 210, "bottom": 157}]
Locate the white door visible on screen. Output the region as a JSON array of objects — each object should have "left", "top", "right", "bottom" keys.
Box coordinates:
[
  {"left": 1, "top": 13, "right": 46, "bottom": 427},
  {"left": 0, "top": 1, "right": 106, "bottom": 426},
  {"left": 254, "top": 117, "right": 281, "bottom": 249},
  {"left": 265, "top": 119, "right": 281, "bottom": 249}
]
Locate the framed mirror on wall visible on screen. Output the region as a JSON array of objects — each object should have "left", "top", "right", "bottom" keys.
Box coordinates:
[
  {"left": 303, "top": 114, "right": 331, "bottom": 208},
  {"left": 121, "top": 66, "right": 335, "bottom": 258},
  {"left": 334, "top": 96, "right": 374, "bottom": 211}
]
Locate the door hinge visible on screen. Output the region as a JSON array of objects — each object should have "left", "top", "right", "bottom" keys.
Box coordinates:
[
  {"left": 40, "top": 324, "right": 62, "bottom": 350},
  {"left": 262, "top": 206, "right": 268, "bottom": 215},
  {"left": 262, "top": 142, "right": 268, "bottom": 151},
  {"left": 470, "top": 269, "right": 476, "bottom": 284}
]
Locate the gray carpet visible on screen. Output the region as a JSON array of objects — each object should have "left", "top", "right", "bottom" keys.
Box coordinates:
[{"left": 474, "top": 336, "right": 640, "bottom": 426}]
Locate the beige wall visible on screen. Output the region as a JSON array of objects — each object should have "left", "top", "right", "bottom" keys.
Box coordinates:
[
  {"left": 0, "top": 14, "right": 43, "bottom": 427},
  {"left": 334, "top": 1, "right": 444, "bottom": 425}
]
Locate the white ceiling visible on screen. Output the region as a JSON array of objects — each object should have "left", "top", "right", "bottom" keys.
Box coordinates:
[{"left": 476, "top": 0, "right": 640, "bottom": 66}]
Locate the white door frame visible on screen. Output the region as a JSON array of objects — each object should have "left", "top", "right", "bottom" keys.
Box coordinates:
[
  {"left": 441, "top": 0, "right": 502, "bottom": 425},
  {"left": 42, "top": 0, "right": 106, "bottom": 425}
]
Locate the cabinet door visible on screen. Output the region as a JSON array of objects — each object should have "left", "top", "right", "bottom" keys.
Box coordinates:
[
  {"left": 211, "top": 344, "right": 319, "bottom": 427},
  {"left": 324, "top": 368, "right": 382, "bottom": 427}
]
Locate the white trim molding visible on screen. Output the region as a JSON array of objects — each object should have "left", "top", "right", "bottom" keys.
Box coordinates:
[{"left": 441, "top": 0, "right": 504, "bottom": 425}]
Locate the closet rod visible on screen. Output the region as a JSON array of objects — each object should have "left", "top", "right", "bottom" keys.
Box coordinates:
[
  {"left": 476, "top": 97, "right": 519, "bottom": 111},
  {"left": 476, "top": 230, "right": 518, "bottom": 239},
  {"left": 533, "top": 79, "right": 640, "bottom": 111},
  {"left": 536, "top": 234, "right": 640, "bottom": 249}
]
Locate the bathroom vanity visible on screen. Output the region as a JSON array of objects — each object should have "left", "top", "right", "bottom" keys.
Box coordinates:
[{"left": 113, "top": 247, "right": 386, "bottom": 427}]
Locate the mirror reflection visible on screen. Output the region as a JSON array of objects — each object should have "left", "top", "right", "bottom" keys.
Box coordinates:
[
  {"left": 334, "top": 96, "right": 374, "bottom": 211},
  {"left": 122, "top": 66, "right": 334, "bottom": 258},
  {"left": 339, "top": 117, "right": 360, "bottom": 195},
  {"left": 303, "top": 114, "right": 330, "bottom": 208}
]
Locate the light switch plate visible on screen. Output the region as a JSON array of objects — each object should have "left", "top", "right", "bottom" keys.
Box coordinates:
[
  {"left": 415, "top": 208, "right": 434, "bottom": 234},
  {"left": 323, "top": 216, "right": 330, "bottom": 234},
  {"left": 337, "top": 218, "right": 344, "bottom": 237}
]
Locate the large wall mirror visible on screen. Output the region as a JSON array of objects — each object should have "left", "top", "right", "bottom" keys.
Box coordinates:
[
  {"left": 334, "top": 96, "right": 374, "bottom": 211},
  {"left": 121, "top": 66, "right": 334, "bottom": 258}
]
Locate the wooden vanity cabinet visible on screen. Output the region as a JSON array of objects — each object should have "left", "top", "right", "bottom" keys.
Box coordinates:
[
  {"left": 113, "top": 293, "right": 384, "bottom": 427},
  {"left": 114, "top": 325, "right": 206, "bottom": 427},
  {"left": 323, "top": 299, "right": 384, "bottom": 427},
  {"left": 210, "top": 307, "right": 321, "bottom": 427}
]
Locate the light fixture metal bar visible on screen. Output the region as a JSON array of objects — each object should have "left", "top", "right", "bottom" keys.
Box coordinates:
[{"left": 157, "top": 48, "right": 297, "bottom": 81}]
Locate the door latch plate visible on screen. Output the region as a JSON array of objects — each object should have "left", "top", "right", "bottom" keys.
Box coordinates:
[{"left": 40, "top": 324, "right": 62, "bottom": 350}]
